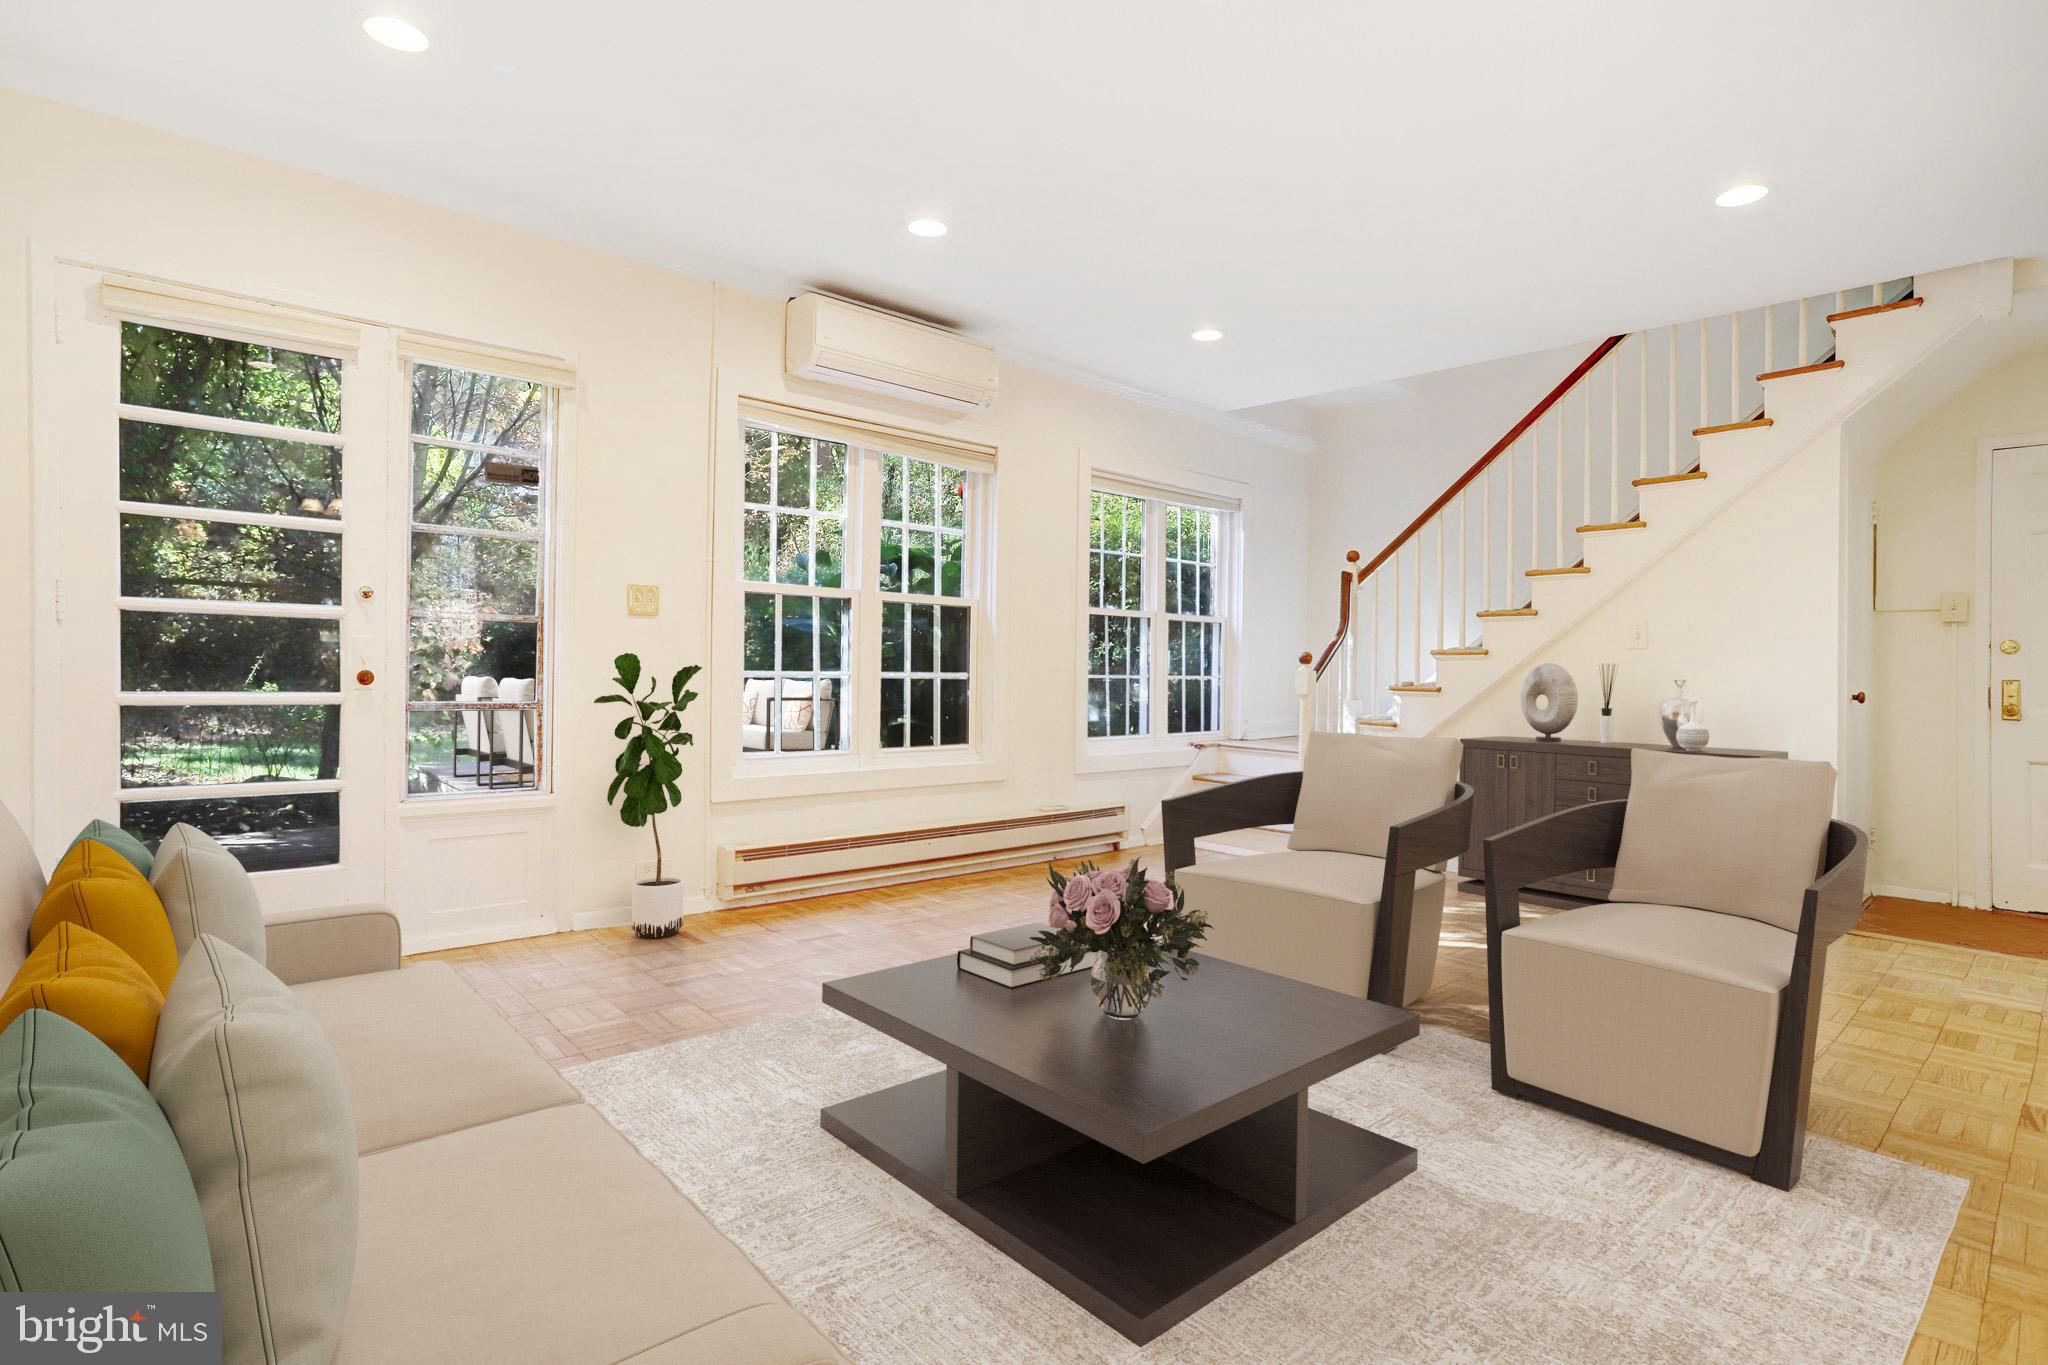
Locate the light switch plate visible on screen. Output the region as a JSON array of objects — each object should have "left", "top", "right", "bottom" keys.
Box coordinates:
[
  {"left": 1937, "top": 591, "right": 1970, "bottom": 623},
  {"left": 627, "top": 584, "right": 660, "bottom": 617},
  {"left": 1627, "top": 620, "right": 1648, "bottom": 649}
]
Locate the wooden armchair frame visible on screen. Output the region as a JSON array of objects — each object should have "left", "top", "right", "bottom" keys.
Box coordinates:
[
  {"left": 1162, "top": 776, "right": 1473, "bottom": 1007},
  {"left": 1482, "top": 800, "right": 1868, "bottom": 1189}
]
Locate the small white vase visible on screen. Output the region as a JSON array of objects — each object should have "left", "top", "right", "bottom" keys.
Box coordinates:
[
  {"left": 1675, "top": 704, "right": 1711, "bottom": 753},
  {"left": 631, "top": 879, "right": 687, "bottom": 939},
  {"left": 1598, "top": 712, "right": 1613, "bottom": 743}
]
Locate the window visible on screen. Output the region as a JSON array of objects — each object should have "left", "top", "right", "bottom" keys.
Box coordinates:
[
  {"left": 114, "top": 322, "right": 346, "bottom": 869},
  {"left": 403, "top": 362, "right": 555, "bottom": 796},
  {"left": 1086, "top": 488, "right": 1231, "bottom": 741},
  {"left": 738, "top": 419, "right": 986, "bottom": 760}
]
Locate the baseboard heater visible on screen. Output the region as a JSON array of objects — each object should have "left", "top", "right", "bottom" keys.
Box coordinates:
[{"left": 717, "top": 805, "right": 1127, "bottom": 904}]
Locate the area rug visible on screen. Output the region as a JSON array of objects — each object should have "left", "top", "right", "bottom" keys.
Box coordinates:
[{"left": 568, "top": 1012, "right": 1962, "bottom": 1364}]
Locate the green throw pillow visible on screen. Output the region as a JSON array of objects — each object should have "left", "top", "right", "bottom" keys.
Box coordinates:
[
  {"left": 68, "top": 819, "right": 154, "bottom": 879},
  {"left": 0, "top": 1009, "right": 213, "bottom": 1290}
]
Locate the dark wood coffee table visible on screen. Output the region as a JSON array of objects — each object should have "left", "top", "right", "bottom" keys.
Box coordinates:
[{"left": 820, "top": 955, "right": 1419, "bottom": 1344}]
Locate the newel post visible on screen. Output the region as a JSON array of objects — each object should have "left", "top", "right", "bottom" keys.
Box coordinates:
[{"left": 1295, "top": 652, "right": 1316, "bottom": 758}]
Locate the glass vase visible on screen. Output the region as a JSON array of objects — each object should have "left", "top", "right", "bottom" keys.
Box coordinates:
[{"left": 1091, "top": 956, "right": 1149, "bottom": 1021}]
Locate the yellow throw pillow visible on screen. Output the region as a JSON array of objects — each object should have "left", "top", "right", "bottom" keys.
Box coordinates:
[
  {"left": 46, "top": 837, "right": 146, "bottom": 890},
  {"left": 31, "top": 856, "right": 179, "bottom": 992},
  {"left": 0, "top": 923, "right": 165, "bottom": 1080}
]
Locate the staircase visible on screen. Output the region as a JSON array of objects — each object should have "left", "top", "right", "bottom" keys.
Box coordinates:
[
  {"left": 1148, "top": 739, "right": 1299, "bottom": 858},
  {"left": 1298, "top": 261, "right": 2001, "bottom": 738}
]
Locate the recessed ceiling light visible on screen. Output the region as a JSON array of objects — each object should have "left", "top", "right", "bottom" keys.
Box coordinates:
[
  {"left": 363, "top": 16, "right": 430, "bottom": 53},
  {"left": 907, "top": 218, "right": 948, "bottom": 238},
  {"left": 1714, "top": 183, "right": 1769, "bottom": 208},
  {"left": 1190, "top": 328, "right": 1224, "bottom": 343}
]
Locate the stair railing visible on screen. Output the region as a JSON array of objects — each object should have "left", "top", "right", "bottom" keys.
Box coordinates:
[{"left": 1299, "top": 277, "right": 1914, "bottom": 738}]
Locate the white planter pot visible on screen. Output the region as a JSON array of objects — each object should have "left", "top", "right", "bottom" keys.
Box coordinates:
[{"left": 631, "top": 879, "right": 687, "bottom": 940}]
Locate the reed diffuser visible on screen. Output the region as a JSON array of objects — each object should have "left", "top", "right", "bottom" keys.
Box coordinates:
[{"left": 1598, "top": 663, "right": 1618, "bottom": 743}]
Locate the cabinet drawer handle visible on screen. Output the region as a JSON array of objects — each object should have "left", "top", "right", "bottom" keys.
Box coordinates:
[
  {"left": 1587, "top": 785, "right": 1598, "bottom": 800},
  {"left": 1587, "top": 760, "right": 1598, "bottom": 775},
  {"left": 1508, "top": 754, "right": 1519, "bottom": 770},
  {"left": 1495, "top": 753, "right": 1506, "bottom": 769}
]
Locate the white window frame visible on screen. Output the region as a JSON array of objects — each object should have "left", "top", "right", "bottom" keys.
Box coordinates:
[
  {"left": 709, "top": 377, "right": 1002, "bottom": 803},
  {"left": 1077, "top": 466, "right": 1244, "bottom": 773}
]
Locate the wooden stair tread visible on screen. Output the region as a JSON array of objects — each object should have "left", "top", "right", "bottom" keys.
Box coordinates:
[
  {"left": 1476, "top": 607, "right": 1538, "bottom": 618},
  {"left": 1387, "top": 683, "right": 1442, "bottom": 694},
  {"left": 1526, "top": 565, "right": 1590, "bottom": 577},
  {"left": 1633, "top": 469, "right": 1707, "bottom": 488},
  {"left": 1756, "top": 359, "right": 1845, "bottom": 383},
  {"left": 1431, "top": 647, "right": 1489, "bottom": 657},
  {"left": 1827, "top": 296, "right": 1922, "bottom": 325},
  {"left": 1576, "top": 519, "right": 1645, "bottom": 534},
  {"left": 1356, "top": 717, "right": 1400, "bottom": 729},
  {"left": 1693, "top": 418, "right": 1773, "bottom": 437}
]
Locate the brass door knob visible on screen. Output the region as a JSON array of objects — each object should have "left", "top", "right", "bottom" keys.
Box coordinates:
[
  {"left": 1850, "top": 691, "right": 1867, "bottom": 704},
  {"left": 2002, "top": 639, "right": 2021, "bottom": 655},
  {"left": 356, "top": 669, "right": 375, "bottom": 686},
  {"left": 2001, "top": 678, "right": 2021, "bottom": 719}
]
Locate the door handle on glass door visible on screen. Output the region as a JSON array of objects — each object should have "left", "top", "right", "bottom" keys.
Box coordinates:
[
  {"left": 2001, "top": 679, "right": 2021, "bottom": 720},
  {"left": 357, "top": 670, "right": 375, "bottom": 687}
]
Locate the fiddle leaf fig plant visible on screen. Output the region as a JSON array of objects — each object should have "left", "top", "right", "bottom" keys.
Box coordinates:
[{"left": 596, "top": 653, "right": 701, "bottom": 884}]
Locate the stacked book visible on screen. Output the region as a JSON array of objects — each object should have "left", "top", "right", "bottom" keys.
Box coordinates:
[{"left": 956, "top": 924, "right": 1090, "bottom": 988}]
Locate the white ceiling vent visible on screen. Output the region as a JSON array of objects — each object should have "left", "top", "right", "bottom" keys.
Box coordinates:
[{"left": 784, "top": 293, "right": 999, "bottom": 412}]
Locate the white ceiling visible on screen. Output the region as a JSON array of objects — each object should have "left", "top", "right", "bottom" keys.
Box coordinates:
[{"left": 5, "top": 1, "right": 2046, "bottom": 412}]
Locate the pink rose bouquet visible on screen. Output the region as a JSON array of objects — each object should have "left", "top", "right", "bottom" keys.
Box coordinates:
[{"left": 1035, "top": 858, "right": 1208, "bottom": 1017}]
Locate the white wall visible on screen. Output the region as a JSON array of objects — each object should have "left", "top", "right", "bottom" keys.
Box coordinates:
[
  {"left": 1437, "top": 429, "right": 1848, "bottom": 762},
  {"left": 1859, "top": 347, "right": 2048, "bottom": 902},
  {"left": 1300, "top": 343, "right": 1594, "bottom": 626},
  {"left": 0, "top": 89, "right": 1308, "bottom": 929}
]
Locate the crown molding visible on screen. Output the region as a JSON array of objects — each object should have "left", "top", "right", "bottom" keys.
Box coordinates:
[{"left": 1004, "top": 348, "right": 1316, "bottom": 455}]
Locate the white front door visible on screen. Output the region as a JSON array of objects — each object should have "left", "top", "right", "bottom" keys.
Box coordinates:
[
  {"left": 36, "top": 265, "right": 392, "bottom": 911},
  {"left": 1989, "top": 442, "right": 2048, "bottom": 912}
]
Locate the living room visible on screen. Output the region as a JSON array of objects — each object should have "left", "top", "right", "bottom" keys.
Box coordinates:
[{"left": 1, "top": 4, "right": 2045, "bottom": 1362}]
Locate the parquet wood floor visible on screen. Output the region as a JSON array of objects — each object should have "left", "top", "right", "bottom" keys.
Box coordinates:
[{"left": 413, "top": 857, "right": 2048, "bottom": 1360}]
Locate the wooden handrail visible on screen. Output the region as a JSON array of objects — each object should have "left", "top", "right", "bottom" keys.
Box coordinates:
[
  {"left": 1310, "top": 555, "right": 1359, "bottom": 674},
  {"left": 1312, "top": 333, "right": 1626, "bottom": 679}
]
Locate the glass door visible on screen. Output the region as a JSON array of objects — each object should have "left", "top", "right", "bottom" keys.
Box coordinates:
[{"left": 39, "top": 267, "right": 391, "bottom": 910}]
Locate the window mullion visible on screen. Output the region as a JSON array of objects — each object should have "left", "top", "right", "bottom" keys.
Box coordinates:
[{"left": 856, "top": 447, "right": 882, "bottom": 763}]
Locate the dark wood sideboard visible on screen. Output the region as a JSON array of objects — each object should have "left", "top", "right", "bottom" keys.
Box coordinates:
[{"left": 1458, "top": 736, "right": 1787, "bottom": 900}]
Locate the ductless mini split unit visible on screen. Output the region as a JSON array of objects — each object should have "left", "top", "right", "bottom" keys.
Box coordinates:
[{"left": 784, "top": 293, "right": 999, "bottom": 412}]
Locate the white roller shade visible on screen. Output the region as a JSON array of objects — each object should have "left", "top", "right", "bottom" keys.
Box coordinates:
[
  {"left": 740, "top": 397, "right": 997, "bottom": 471},
  {"left": 100, "top": 274, "right": 360, "bottom": 355},
  {"left": 398, "top": 332, "right": 576, "bottom": 389},
  {"left": 1092, "top": 472, "right": 1242, "bottom": 512}
]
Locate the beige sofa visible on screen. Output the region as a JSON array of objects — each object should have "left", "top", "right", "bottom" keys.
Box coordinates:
[{"left": 3, "top": 806, "right": 844, "bottom": 1364}]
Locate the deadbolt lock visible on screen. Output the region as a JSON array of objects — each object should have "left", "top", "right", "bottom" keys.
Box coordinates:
[
  {"left": 2001, "top": 639, "right": 2021, "bottom": 655},
  {"left": 2001, "top": 678, "right": 2021, "bottom": 720}
]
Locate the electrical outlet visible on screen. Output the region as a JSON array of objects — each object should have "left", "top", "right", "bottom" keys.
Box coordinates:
[
  {"left": 627, "top": 583, "right": 660, "bottom": 617},
  {"left": 1937, "top": 591, "right": 1970, "bottom": 623},
  {"left": 1627, "top": 620, "right": 1648, "bottom": 650}
]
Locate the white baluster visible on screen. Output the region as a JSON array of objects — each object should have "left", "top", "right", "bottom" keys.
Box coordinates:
[
  {"left": 1609, "top": 357, "right": 1620, "bottom": 524},
  {"left": 1835, "top": 288, "right": 1845, "bottom": 315},
  {"left": 1554, "top": 416, "right": 1565, "bottom": 570},
  {"left": 1698, "top": 317, "right": 1710, "bottom": 429},
  {"left": 1411, "top": 540, "right": 1422, "bottom": 687},
  {"left": 1764, "top": 302, "right": 1775, "bottom": 373},
  {"left": 1369, "top": 572, "right": 1380, "bottom": 719},
  {"left": 1667, "top": 324, "right": 1678, "bottom": 474},
  {"left": 1391, "top": 552, "right": 1401, "bottom": 685},
  {"left": 1434, "top": 513, "right": 1445, "bottom": 660},
  {"left": 1798, "top": 296, "right": 1810, "bottom": 367},
  {"left": 1457, "top": 490, "right": 1468, "bottom": 647},
  {"left": 1729, "top": 312, "right": 1740, "bottom": 420},
  {"left": 1637, "top": 333, "right": 1648, "bottom": 488},
  {"left": 1481, "top": 466, "right": 1492, "bottom": 613},
  {"left": 1532, "top": 430, "right": 1542, "bottom": 576},
  {"left": 1579, "top": 384, "right": 1590, "bottom": 530}
]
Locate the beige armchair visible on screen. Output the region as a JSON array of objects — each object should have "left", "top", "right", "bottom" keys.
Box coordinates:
[
  {"left": 1483, "top": 749, "right": 1866, "bottom": 1189},
  {"left": 1162, "top": 732, "right": 1471, "bottom": 1007}
]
